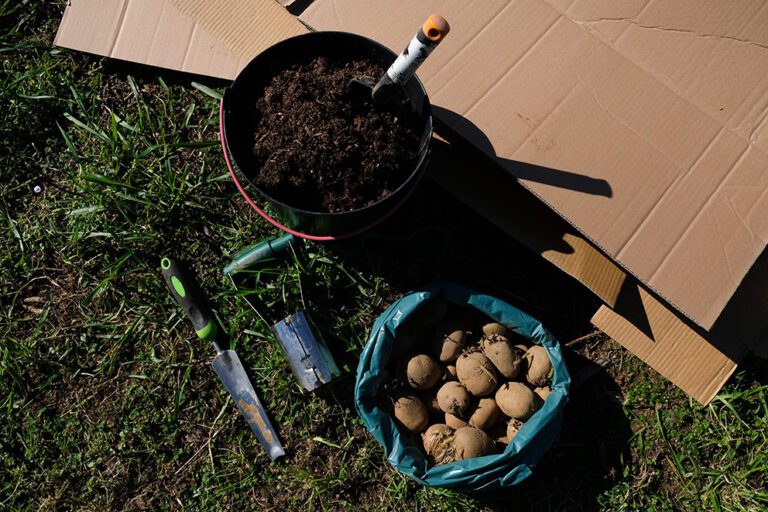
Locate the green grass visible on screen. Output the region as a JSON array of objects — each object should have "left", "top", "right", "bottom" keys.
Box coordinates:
[{"left": 1, "top": 2, "right": 767, "bottom": 510}]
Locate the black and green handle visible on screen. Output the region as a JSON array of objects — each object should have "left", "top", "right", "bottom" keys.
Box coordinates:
[{"left": 161, "top": 257, "right": 218, "bottom": 341}]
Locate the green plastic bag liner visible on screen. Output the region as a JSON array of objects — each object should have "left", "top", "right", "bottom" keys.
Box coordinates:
[{"left": 355, "top": 282, "right": 571, "bottom": 492}]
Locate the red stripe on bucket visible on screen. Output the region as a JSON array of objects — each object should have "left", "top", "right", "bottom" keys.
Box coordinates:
[{"left": 219, "top": 100, "right": 424, "bottom": 241}]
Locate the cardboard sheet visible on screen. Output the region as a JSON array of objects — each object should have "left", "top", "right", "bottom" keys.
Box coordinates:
[
  {"left": 591, "top": 296, "right": 741, "bottom": 405},
  {"left": 300, "top": 0, "right": 768, "bottom": 332}
]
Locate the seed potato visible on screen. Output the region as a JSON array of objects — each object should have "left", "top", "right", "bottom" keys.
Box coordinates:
[
  {"left": 405, "top": 354, "right": 441, "bottom": 390},
  {"left": 453, "top": 427, "right": 497, "bottom": 460},
  {"left": 445, "top": 412, "right": 469, "bottom": 429},
  {"left": 456, "top": 351, "right": 498, "bottom": 397},
  {"left": 481, "top": 322, "right": 509, "bottom": 337},
  {"left": 483, "top": 333, "right": 522, "bottom": 378},
  {"left": 431, "top": 328, "right": 467, "bottom": 362},
  {"left": 436, "top": 381, "right": 471, "bottom": 416},
  {"left": 506, "top": 419, "right": 524, "bottom": 441},
  {"left": 526, "top": 345, "right": 553, "bottom": 387},
  {"left": 393, "top": 394, "right": 429, "bottom": 433},
  {"left": 534, "top": 386, "right": 552, "bottom": 402},
  {"left": 422, "top": 424, "right": 455, "bottom": 464},
  {"left": 468, "top": 397, "right": 501, "bottom": 430},
  {"left": 495, "top": 382, "right": 540, "bottom": 421}
]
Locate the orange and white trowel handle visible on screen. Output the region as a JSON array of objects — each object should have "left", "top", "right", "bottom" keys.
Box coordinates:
[{"left": 372, "top": 14, "right": 450, "bottom": 103}]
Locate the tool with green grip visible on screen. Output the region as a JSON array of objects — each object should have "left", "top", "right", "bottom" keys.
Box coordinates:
[
  {"left": 223, "top": 233, "right": 294, "bottom": 275},
  {"left": 160, "top": 257, "right": 285, "bottom": 460},
  {"left": 161, "top": 257, "right": 219, "bottom": 343}
]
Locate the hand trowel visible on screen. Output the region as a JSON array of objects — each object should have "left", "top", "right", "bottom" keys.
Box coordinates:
[
  {"left": 223, "top": 234, "right": 340, "bottom": 392},
  {"left": 160, "top": 257, "right": 285, "bottom": 460},
  {"left": 349, "top": 13, "right": 450, "bottom": 107}
]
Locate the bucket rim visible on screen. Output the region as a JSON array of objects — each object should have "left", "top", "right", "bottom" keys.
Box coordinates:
[
  {"left": 220, "top": 30, "right": 433, "bottom": 214},
  {"left": 220, "top": 101, "right": 429, "bottom": 241}
]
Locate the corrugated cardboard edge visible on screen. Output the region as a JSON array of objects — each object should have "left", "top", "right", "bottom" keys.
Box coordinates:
[
  {"left": 591, "top": 298, "right": 741, "bottom": 406},
  {"left": 167, "top": 0, "right": 307, "bottom": 60}
]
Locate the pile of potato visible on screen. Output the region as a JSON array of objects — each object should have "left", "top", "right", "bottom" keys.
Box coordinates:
[{"left": 381, "top": 298, "right": 554, "bottom": 465}]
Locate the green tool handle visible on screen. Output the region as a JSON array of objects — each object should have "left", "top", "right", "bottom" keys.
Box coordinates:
[
  {"left": 223, "top": 233, "right": 294, "bottom": 275},
  {"left": 161, "top": 257, "right": 218, "bottom": 342}
]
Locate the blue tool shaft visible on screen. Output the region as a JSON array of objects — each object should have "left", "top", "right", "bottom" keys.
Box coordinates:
[{"left": 212, "top": 350, "right": 285, "bottom": 460}]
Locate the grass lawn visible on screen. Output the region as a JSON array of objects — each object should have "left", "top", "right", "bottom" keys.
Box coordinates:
[{"left": 1, "top": 2, "right": 767, "bottom": 510}]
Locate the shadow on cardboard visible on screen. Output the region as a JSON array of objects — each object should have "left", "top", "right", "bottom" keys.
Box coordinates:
[
  {"left": 433, "top": 105, "right": 613, "bottom": 198},
  {"left": 609, "top": 246, "right": 768, "bottom": 364}
]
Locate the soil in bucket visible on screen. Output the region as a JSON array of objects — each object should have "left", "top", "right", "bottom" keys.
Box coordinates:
[{"left": 246, "top": 56, "right": 424, "bottom": 214}]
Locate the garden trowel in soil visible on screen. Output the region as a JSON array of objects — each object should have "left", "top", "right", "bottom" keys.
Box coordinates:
[
  {"left": 223, "top": 234, "right": 340, "bottom": 392},
  {"left": 350, "top": 13, "right": 450, "bottom": 107},
  {"left": 160, "top": 257, "right": 285, "bottom": 461}
]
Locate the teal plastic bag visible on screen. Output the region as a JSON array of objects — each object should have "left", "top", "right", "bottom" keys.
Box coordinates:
[{"left": 355, "top": 282, "right": 570, "bottom": 492}]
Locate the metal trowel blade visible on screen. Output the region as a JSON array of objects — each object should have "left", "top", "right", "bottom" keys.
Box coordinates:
[
  {"left": 211, "top": 350, "right": 285, "bottom": 460},
  {"left": 272, "top": 311, "right": 340, "bottom": 392},
  {"left": 348, "top": 75, "right": 376, "bottom": 103}
]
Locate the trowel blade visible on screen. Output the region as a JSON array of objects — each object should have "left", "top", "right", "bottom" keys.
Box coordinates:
[{"left": 211, "top": 350, "right": 285, "bottom": 460}]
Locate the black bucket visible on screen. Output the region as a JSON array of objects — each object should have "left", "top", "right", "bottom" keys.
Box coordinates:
[{"left": 220, "top": 31, "right": 433, "bottom": 241}]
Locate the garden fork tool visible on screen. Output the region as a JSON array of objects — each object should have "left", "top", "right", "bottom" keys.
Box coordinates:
[
  {"left": 161, "top": 257, "right": 285, "bottom": 460},
  {"left": 224, "top": 234, "right": 340, "bottom": 392}
]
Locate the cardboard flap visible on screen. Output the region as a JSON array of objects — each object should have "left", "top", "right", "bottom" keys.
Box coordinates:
[
  {"left": 301, "top": 0, "right": 768, "bottom": 331},
  {"left": 55, "top": 0, "right": 247, "bottom": 80},
  {"left": 591, "top": 297, "right": 741, "bottom": 406}
]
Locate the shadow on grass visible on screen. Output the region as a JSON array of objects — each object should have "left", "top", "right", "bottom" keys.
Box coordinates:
[
  {"left": 3, "top": 95, "right": 67, "bottom": 208},
  {"left": 307, "top": 176, "right": 630, "bottom": 509},
  {"left": 733, "top": 355, "right": 768, "bottom": 387},
  {"left": 324, "top": 177, "right": 599, "bottom": 344},
  {"left": 481, "top": 351, "right": 632, "bottom": 511}
]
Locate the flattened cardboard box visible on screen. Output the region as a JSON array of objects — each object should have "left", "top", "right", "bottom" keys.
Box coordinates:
[
  {"left": 300, "top": 0, "right": 768, "bottom": 333},
  {"left": 54, "top": 0, "right": 768, "bottom": 403}
]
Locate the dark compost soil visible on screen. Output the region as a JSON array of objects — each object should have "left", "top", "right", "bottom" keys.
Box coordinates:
[{"left": 247, "top": 57, "right": 424, "bottom": 213}]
